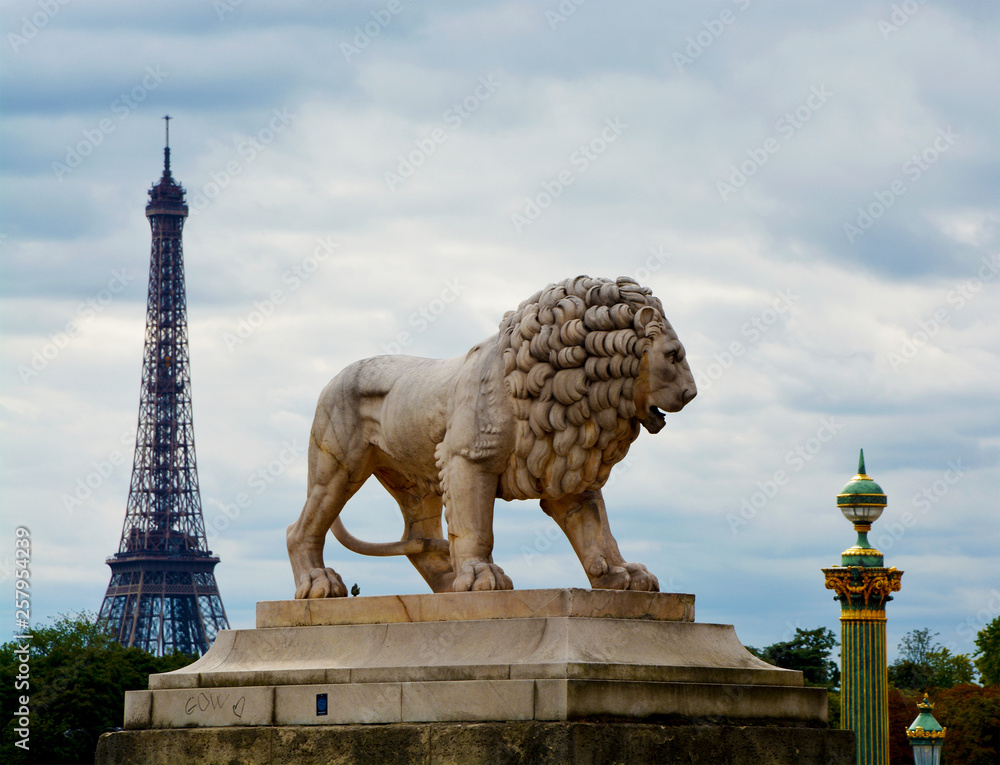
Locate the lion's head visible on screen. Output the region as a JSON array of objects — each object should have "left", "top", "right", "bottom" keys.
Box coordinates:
[{"left": 496, "top": 275, "right": 696, "bottom": 500}]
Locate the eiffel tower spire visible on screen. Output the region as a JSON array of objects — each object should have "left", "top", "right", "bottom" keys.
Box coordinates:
[{"left": 97, "top": 118, "right": 229, "bottom": 656}]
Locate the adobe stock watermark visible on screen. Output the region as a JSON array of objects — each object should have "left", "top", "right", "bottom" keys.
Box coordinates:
[
  {"left": 546, "top": 0, "right": 587, "bottom": 30},
  {"left": 12, "top": 527, "right": 31, "bottom": 753},
  {"left": 874, "top": 460, "right": 967, "bottom": 552},
  {"left": 726, "top": 416, "right": 846, "bottom": 534},
  {"left": 885, "top": 254, "right": 998, "bottom": 371},
  {"left": 381, "top": 277, "right": 467, "bottom": 354},
  {"left": 213, "top": 0, "right": 243, "bottom": 20},
  {"left": 340, "top": 0, "right": 412, "bottom": 63},
  {"left": 843, "top": 127, "right": 959, "bottom": 243},
  {"left": 628, "top": 246, "right": 673, "bottom": 285},
  {"left": 956, "top": 589, "right": 1000, "bottom": 642},
  {"left": 717, "top": 85, "right": 831, "bottom": 201},
  {"left": 18, "top": 267, "right": 136, "bottom": 384},
  {"left": 188, "top": 108, "right": 295, "bottom": 215},
  {"left": 511, "top": 117, "right": 627, "bottom": 233},
  {"left": 0, "top": 554, "right": 17, "bottom": 585},
  {"left": 52, "top": 66, "right": 169, "bottom": 180},
  {"left": 673, "top": 0, "right": 751, "bottom": 72},
  {"left": 692, "top": 288, "right": 798, "bottom": 394},
  {"left": 417, "top": 618, "right": 468, "bottom": 665},
  {"left": 222, "top": 236, "right": 337, "bottom": 352},
  {"left": 60, "top": 428, "right": 137, "bottom": 515},
  {"left": 7, "top": 0, "right": 71, "bottom": 53},
  {"left": 384, "top": 74, "right": 502, "bottom": 191},
  {"left": 205, "top": 440, "right": 305, "bottom": 541},
  {"left": 912, "top": 460, "right": 967, "bottom": 513},
  {"left": 878, "top": 0, "right": 929, "bottom": 40}
]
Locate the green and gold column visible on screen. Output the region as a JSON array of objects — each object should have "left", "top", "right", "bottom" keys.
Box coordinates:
[{"left": 822, "top": 450, "right": 903, "bottom": 765}]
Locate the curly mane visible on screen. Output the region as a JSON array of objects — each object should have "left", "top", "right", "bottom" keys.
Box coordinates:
[{"left": 497, "top": 275, "right": 667, "bottom": 500}]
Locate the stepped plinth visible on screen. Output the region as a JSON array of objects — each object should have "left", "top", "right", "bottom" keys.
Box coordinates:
[{"left": 98, "top": 589, "right": 854, "bottom": 765}]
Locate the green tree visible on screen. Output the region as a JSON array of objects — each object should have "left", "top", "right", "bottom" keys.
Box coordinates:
[
  {"left": 897, "top": 627, "right": 938, "bottom": 665},
  {"left": 928, "top": 647, "right": 976, "bottom": 687},
  {"left": 888, "top": 628, "right": 976, "bottom": 690},
  {"left": 747, "top": 626, "right": 840, "bottom": 688},
  {"left": 0, "top": 612, "right": 195, "bottom": 764},
  {"left": 973, "top": 616, "right": 1000, "bottom": 686}
]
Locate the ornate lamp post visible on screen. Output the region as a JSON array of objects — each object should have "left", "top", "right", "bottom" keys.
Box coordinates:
[
  {"left": 823, "top": 450, "right": 903, "bottom": 765},
  {"left": 907, "top": 695, "right": 946, "bottom": 765}
]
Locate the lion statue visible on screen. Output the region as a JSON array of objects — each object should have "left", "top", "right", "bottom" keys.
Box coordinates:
[{"left": 286, "top": 275, "right": 696, "bottom": 597}]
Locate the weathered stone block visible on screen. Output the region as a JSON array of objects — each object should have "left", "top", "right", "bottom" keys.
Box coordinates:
[
  {"left": 123, "top": 690, "right": 151, "bottom": 730},
  {"left": 257, "top": 589, "right": 695, "bottom": 628},
  {"left": 96, "top": 722, "right": 856, "bottom": 765},
  {"left": 150, "top": 686, "right": 273, "bottom": 728},
  {"left": 275, "top": 683, "right": 402, "bottom": 725},
  {"left": 401, "top": 680, "right": 536, "bottom": 722}
]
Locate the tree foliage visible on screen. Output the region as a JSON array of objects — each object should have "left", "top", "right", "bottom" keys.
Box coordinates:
[
  {"left": 973, "top": 616, "right": 1000, "bottom": 686},
  {"left": 898, "top": 626, "right": 938, "bottom": 665},
  {"left": 0, "top": 612, "right": 195, "bottom": 764},
  {"left": 747, "top": 626, "right": 840, "bottom": 689},
  {"left": 934, "top": 684, "right": 1000, "bottom": 765},
  {"left": 888, "top": 628, "right": 976, "bottom": 690}
]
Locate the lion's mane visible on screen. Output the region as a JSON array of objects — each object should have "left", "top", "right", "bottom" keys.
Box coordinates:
[{"left": 496, "top": 275, "right": 667, "bottom": 500}]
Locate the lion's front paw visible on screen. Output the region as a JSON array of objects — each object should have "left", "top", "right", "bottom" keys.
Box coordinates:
[
  {"left": 588, "top": 559, "right": 659, "bottom": 592},
  {"left": 295, "top": 567, "right": 348, "bottom": 599},
  {"left": 622, "top": 562, "right": 659, "bottom": 591},
  {"left": 453, "top": 560, "right": 513, "bottom": 592}
]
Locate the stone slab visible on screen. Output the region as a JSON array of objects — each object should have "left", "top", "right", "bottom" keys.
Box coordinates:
[
  {"left": 97, "top": 722, "right": 856, "bottom": 765},
  {"left": 401, "top": 679, "right": 537, "bottom": 723},
  {"left": 138, "top": 677, "right": 827, "bottom": 728},
  {"left": 151, "top": 616, "right": 792, "bottom": 692},
  {"left": 275, "top": 683, "right": 401, "bottom": 725},
  {"left": 509, "top": 660, "right": 798, "bottom": 685},
  {"left": 150, "top": 686, "right": 274, "bottom": 728},
  {"left": 534, "top": 679, "right": 568, "bottom": 721},
  {"left": 124, "top": 690, "right": 152, "bottom": 730},
  {"left": 565, "top": 679, "right": 828, "bottom": 722},
  {"left": 256, "top": 588, "right": 695, "bottom": 628}
]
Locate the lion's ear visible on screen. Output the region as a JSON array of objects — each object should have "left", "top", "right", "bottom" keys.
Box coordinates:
[{"left": 633, "top": 306, "right": 655, "bottom": 333}]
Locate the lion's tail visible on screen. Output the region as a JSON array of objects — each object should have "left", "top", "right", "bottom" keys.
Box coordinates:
[{"left": 331, "top": 517, "right": 450, "bottom": 557}]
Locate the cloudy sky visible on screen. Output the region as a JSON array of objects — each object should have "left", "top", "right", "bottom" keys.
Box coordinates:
[{"left": 1, "top": 0, "right": 997, "bottom": 665}]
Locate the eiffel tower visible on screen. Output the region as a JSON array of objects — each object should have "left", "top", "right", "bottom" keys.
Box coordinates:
[{"left": 97, "top": 117, "right": 229, "bottom": 656}]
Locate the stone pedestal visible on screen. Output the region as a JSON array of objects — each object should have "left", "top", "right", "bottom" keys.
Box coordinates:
[{"left": 97, "top": 589, "right": 854, "bottom": 764}]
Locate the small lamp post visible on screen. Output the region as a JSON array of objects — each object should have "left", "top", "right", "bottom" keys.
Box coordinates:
[
  {"left": 823, "top": 449, "right": 903, "bottom": 765},
  {"left": 907, "top": 695, "right": 946, "bottom": 765}
]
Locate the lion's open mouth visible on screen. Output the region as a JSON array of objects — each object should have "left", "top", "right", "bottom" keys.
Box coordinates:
[{"left": 640, "top": 406, "right": 666, "bottom": 434}]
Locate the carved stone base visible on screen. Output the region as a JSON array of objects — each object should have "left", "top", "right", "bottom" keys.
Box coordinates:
[{"left": 98, "top": 589, "right": 849, "bottom": 764}]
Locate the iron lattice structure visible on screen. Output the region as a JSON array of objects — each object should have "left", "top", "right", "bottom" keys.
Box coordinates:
[{"left": 98, "top": 118, "right": 229, "bottom": 656}]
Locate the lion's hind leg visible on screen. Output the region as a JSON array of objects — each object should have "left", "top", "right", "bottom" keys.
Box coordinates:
[
  {"left": 404, "top": 497, "right": 456, "bottom": 594},
  {"left": 376, "top": 478, "right": 456, "bottom": 594},
  {"left": 287, "top": 442, "right": 369, "bottom": 599}
]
